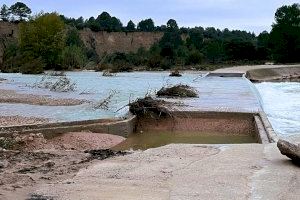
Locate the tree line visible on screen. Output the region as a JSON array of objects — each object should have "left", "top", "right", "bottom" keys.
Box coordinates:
[{"left": 0, "top": 2, "right": 299, "bottom": 74}]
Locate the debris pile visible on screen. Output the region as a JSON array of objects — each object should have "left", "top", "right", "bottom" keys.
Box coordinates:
[
  {"left": 157, "top": 84, "right": 198, "bottom": 98},
  {"left": 169, "top": 70, "right": 182, "bottom": 77},
  {"left": 129, "top": 96, "right": 170, "bottom": 117}
]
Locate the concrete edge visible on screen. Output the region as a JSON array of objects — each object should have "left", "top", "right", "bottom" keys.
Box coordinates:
[
  {"left": 258, "top": 112, "right": 278, "bottom": 143},
  {"left": 0, "top": 115, "right": 137, "bottom": 138}
]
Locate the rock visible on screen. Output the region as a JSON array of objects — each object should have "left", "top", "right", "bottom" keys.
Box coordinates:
[
  {"left": 44, "top": 161, "right": 55, "bottom": 168},
  {"left": 27, "top": 136, "right": 34, "bottom": 141},
  {"left": 29, "top": 133, "right": 36, "bottom": 138},
  {"left": 169, "top": 70, "right": 182, "bottom": 77},
  {"left": 14, "top": 136, "right": 22, "bottom": 143},
  {"left": 36, "top": 133, "right": 44, "bottom": 138},
  {"left": 12, "top": 133, "right": 19, "bottom": 138},
  {"left": 277, "top": 139, "right": 300, "bottom": 164},
  {"left": 0, "top": 160, "right": 9, "bottom": 168}
]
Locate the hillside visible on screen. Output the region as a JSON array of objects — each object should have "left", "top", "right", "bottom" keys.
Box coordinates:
[{"left": 0, "top": 22, "right": 163, "bottom": 65}]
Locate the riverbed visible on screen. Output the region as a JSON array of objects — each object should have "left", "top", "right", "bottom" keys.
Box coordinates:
[
  {"left": 0, "top": 71, "right": 200, "bottom": 121},
  {"left": 0, "top": 71, "right": 299, "bottom": 137}
]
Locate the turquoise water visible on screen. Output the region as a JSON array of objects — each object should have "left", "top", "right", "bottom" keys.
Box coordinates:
[
  {"left": 0, "top": 71, "right": 200, "bottom": 121},
  {"left": 256, "top": 82, "right": 300, "bottom": 136}
]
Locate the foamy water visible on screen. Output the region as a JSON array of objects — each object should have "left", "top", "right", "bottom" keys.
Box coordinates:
[{"left": 255, "top": 82, "right": 300, "bottom": 136}]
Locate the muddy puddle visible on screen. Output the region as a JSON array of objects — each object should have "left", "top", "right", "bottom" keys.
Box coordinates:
[{"left": 112, "top": 131, "right": 257, "bottom": 150}]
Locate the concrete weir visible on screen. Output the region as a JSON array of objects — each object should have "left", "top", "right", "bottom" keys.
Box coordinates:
[
  {"left": 0, "top": 72, "right": 276, "bottom": 145},
  {"left": 19, "top": 68, "right": 299, "bottom": 200},
  {"left": 3, "top": 68, "right": 300, "bottom": 200}
]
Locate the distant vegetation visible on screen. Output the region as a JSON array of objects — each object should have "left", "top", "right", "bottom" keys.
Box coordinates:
[{"left": 0, "top": 2, "right": 299, "bottom": 74}]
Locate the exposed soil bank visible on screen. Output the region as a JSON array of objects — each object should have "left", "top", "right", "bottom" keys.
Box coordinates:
[
  {"left": 246, "top": 66, "right": 300, "bottom": 82},
  {"left": 0, "top": 89, "right": 86, "bottom": 106}
]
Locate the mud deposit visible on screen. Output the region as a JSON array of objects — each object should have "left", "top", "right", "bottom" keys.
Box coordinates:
[
  {"left": 0, "top": 149, "right": 128, "bottom": 199},
  {"left": 0, "top": 131, "right": 128, "bottom": 200},
  {"left": 113, "top": 131, "right": 257, "bottom": 151}
]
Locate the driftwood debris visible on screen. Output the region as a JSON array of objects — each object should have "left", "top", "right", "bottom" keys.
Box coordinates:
[
  {"left": 157, "top": 84, "right": 198, "bottom": 98},
  {"left": 169, "top": 70, "right": 182, "bottom": 77},
  {"left": 129, "top": 96, "right": 170, "bottom": 117}
]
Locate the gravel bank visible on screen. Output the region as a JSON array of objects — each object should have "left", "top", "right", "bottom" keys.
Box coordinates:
[
  {"left": 0, "top": 89, "right": 86, "bottom": 106},
  {"left": 24, "top": 132, "right": 126, "bottom": 151}
]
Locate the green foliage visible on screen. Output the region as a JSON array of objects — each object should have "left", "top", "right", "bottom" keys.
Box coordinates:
[
  {"left": 270, "top": 3, "right": 300, "bottom": 63},
  {"left": 9, "top": 2, "right": 31, "bottom": 21},
  {"left": 167, "top": 19, "right": 178, "bottom": 30},
  {"left": 186, "top": 49, "right": 203, "bottom": 65},
  {"left": 19, "top": 13, "right": 66, "bottom": 71},
  {"left": 89, "top": 12, "right": 123, "bottom": 32},
  {"left": 126, "top": 20, "right": 136, "bottom": 32},
  {"left": 20, "top": 56, "right": 45, "bottom": 74},
  {"left": 203, "top": 40, "right": 224, "bottom": 63},
  {"left": 1, "top": 40, "right": 21, "bottom": 72},
  {"left": 137, "top": 19, "right": 155, "bottom": 31},
  {"left": 159, "top": 30, "right": 183, "bottom": 51},
  {"left": 224, "top": 39, "right": 256, "bottom": 61},
  {"left": 0, "top": 4, "right": 10, "bottom": 21},
  {"left": 104, "top": 52, "right": 133, "bottom": 72},
  {"left": 66, "top": 28, "right": 84, "bottom": 47},
  {"left": 186, "top": 28, "right": 204, "bottom": 50},
  {"left": 60, "top": 15, "right": 85, "bottom": 30},
  {"left": 61, "top": 45, "right": 87, "bottom": 69},
  {"left": 256, "top": 31, "right": 270, "bottom": 60}
]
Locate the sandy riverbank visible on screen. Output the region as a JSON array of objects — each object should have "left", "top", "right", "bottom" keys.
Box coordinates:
[{"left": 0, "top": 89, "right": 86, "bottom": 106}]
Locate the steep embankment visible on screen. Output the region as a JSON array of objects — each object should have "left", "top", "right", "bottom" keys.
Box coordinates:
[
  {"left": 80, "top": 29, "right": 163, "bottom": 55},
  {"left": 0, "top": 22, "right": 164, "bottom": 65}
]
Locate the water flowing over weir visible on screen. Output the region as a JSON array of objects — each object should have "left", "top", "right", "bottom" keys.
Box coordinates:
[
  {"left": 255, "top": 82, "right": 300, "bottom": 136},
  {"left": 116, "top": 72, "right": 277, "bottom": 149},
  {"left": 0, "top": 71, "right": 286, "bottom": 146}
]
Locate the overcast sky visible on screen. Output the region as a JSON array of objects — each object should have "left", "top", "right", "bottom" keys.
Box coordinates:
[{"left": 2, "top": 0, "right": 297, "bottom": 34}]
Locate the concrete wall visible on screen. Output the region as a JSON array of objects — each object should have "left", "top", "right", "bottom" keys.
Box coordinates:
[
  {"left": 0, "top": 116, "right": 136, "bottom": 138},
  {"left": 136, "top": 111, "right": 256, "bottom": 134},
  {"left": 135, "top": 111, "right": 273, "bottom": 144}
]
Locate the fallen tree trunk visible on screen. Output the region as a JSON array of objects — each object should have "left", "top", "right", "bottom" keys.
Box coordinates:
[{"left": 277, "top": 139, "right": 300, "bottom": 164}]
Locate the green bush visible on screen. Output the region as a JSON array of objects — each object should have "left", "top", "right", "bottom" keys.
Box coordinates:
[
  {"left": 20, "top": 57, "right": 45, "bottom": 74},
  {"left": 61, "top": 45, "right": 87, "bottom": 70}
]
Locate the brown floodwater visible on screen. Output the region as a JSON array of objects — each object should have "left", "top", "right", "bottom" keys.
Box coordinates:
[{"left": 112, "top": 131, "right": 257, "bottom": 151}]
